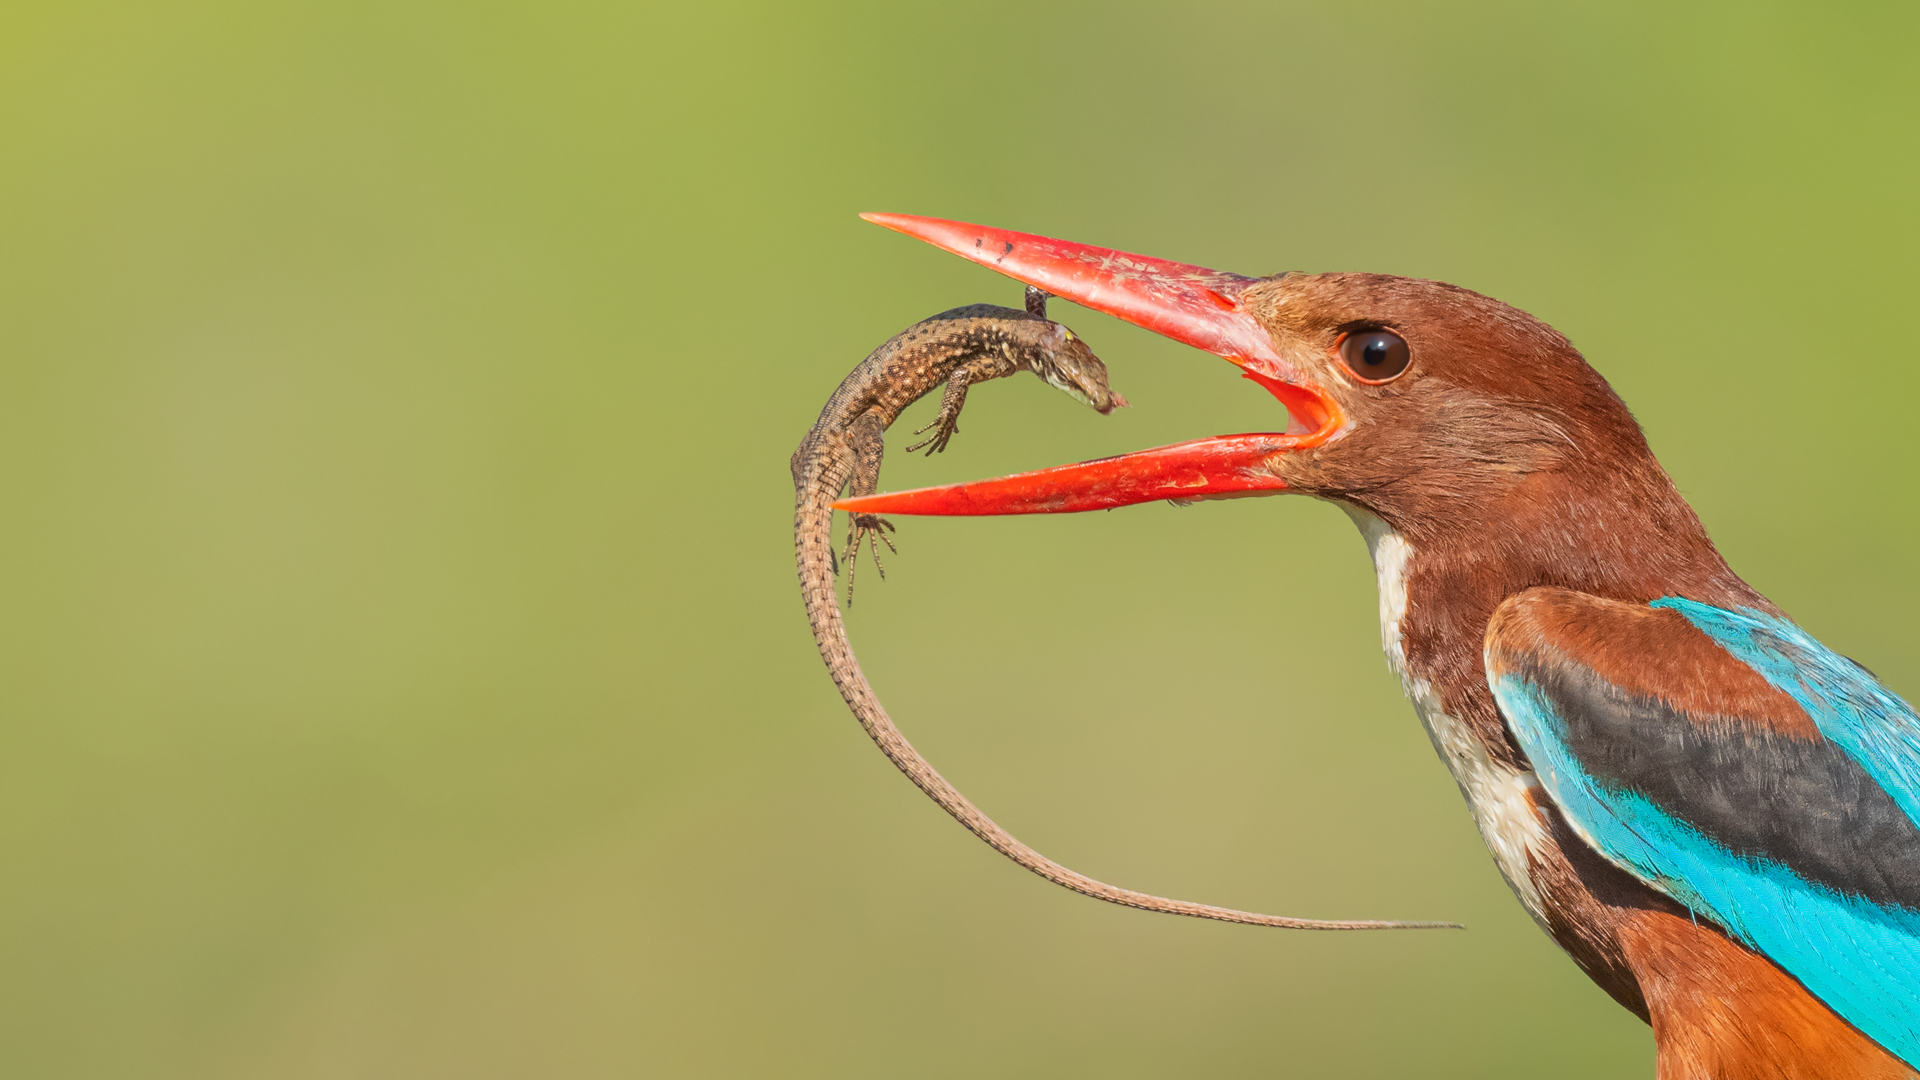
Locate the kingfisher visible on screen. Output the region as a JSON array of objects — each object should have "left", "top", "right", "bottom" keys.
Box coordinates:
[{"left": 837, "top": 214, "right": 1920, "bottom": 1079}]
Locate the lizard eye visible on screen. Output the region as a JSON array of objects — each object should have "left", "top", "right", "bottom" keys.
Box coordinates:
[{"left": 1338, "top": 330, "right": 1411, "bottom": 383}]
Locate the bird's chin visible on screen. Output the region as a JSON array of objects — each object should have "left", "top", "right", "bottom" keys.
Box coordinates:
[{"left": 833, "top": 214, "right": 1345, "bottom": 518}]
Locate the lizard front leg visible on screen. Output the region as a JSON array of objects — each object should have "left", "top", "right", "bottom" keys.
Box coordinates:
[
  {"left": 909, "top": 354, "right": 1006, "bottom": 456},
  {"left": 840, "top": 410, "right": 895, "bottom": 604},
  {"left": 905, "top": 365, "right": 971, "bottom": 456},
  {"left": 907, "top": 353, "right": 1025, "bottom": 455}
]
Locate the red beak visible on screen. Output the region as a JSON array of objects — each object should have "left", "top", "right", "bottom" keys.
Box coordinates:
[{"left": 835, "top": 214, "right": 1343, "bottom": 516}]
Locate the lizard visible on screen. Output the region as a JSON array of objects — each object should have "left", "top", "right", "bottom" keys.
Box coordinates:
[
  {"left": 791, "top": 295, "right": 1453, "bottom": 931},
  {"left": 790, "top": 296, "right": 1126, "bottom": 601}
]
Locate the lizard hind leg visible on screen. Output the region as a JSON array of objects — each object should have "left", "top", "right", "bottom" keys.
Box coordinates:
[
  {"left": 841, "top": 410, "right": 896, "bottom": 606},
  {"left": 841, "top": 513, "right": 896, "bottom": 606}
]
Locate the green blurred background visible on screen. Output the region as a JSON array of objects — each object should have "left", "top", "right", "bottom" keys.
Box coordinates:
[{"left": 2, "top": 2, "right": 1915, "bottom": 1076}]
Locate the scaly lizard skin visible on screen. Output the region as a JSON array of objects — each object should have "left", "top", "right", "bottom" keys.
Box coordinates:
[
  {"left": 790, "top": 298, "right": 1123, "bottom": 598},
  {"left": 791, "top": 296, "right": 1450, "bottom": 931}
]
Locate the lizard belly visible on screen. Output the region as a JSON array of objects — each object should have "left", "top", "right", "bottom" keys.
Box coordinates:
[{"left": 1344, "top": 508, "right": 1552, "bottom": 923}]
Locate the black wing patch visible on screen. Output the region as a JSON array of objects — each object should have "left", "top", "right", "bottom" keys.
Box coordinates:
[{"left": 1516, "top": 655, "right": 1920, "bottom": 910}]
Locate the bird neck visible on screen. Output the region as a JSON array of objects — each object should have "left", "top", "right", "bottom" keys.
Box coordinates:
[{"left": 1339, "top": 460, "right": 1767, "bottom": 766}]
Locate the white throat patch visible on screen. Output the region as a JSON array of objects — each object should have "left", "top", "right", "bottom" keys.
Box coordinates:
[{"left": 1341, "top": 506, "right": 1551, "bottom": 919}]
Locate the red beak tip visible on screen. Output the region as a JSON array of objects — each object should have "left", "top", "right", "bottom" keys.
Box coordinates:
[{"left": 859, "top": 211, "right": 922, "bottom": 233}]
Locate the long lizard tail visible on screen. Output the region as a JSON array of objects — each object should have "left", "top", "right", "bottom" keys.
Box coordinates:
[{"left": 795, "top": 445, "right": 1457, "bottom": 931}]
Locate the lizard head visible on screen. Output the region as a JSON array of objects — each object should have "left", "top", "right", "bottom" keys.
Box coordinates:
[{"left": 1032, "top": 322, "right": 1129, "bottom": 416}]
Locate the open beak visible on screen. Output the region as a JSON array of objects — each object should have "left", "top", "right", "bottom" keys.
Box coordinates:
[{"left": 834, "top": 214, "right": 1344, "bottom": 516}]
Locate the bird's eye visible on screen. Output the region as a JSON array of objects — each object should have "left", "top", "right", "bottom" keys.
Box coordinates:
[{"left": 1339, "top": 330, "right": 1411, "bottom": 383}]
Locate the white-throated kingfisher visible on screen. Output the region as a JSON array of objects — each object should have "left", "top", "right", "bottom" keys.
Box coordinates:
[{"left": 838, "top": 214, "right": 1920, "bottom": 1079}]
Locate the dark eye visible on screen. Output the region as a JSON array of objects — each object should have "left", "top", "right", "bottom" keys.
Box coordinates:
[{"left": 1339, "top": 330, "right": 1411, "bottom": 382}]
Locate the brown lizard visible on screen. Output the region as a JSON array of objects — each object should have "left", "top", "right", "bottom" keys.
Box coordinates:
[
  {"left": 791, "top": 299, "right": 1452, "bottom": 930},
  {"left": 791, "top": 299, "right": 1125, "bottom": 600}
]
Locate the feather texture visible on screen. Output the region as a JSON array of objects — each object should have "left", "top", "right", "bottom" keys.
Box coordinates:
[{"left": 1486, "top": 589, "right": 1920, "bottom": 1068}]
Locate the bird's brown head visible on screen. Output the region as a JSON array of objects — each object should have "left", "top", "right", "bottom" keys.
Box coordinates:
[
  {"left": 837, "top": 215, "right": 1734, "bottom": 600},
  {"left": 1226, "top": 271, "right": 1661, "bottom": 545}
]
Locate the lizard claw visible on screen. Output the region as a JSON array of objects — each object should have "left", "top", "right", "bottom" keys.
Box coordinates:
[
  {"left": 905, "top": 417, "right": 957, "bottom": 456},
  {"left": 842, "top": 513, "right": 897, "bottom": 606}
]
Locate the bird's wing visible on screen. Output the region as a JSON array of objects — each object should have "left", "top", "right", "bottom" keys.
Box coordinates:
[{"left": 1484, "top": 588, "right": 1920, "bottom": 1065}]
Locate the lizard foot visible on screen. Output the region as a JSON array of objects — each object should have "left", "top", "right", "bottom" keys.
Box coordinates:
[
  {"left": 905, "top": 416, "right": 957, "bottom": 456},
  {"left": 842, "top": 513, "right": 897, "bottom": 606}
]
